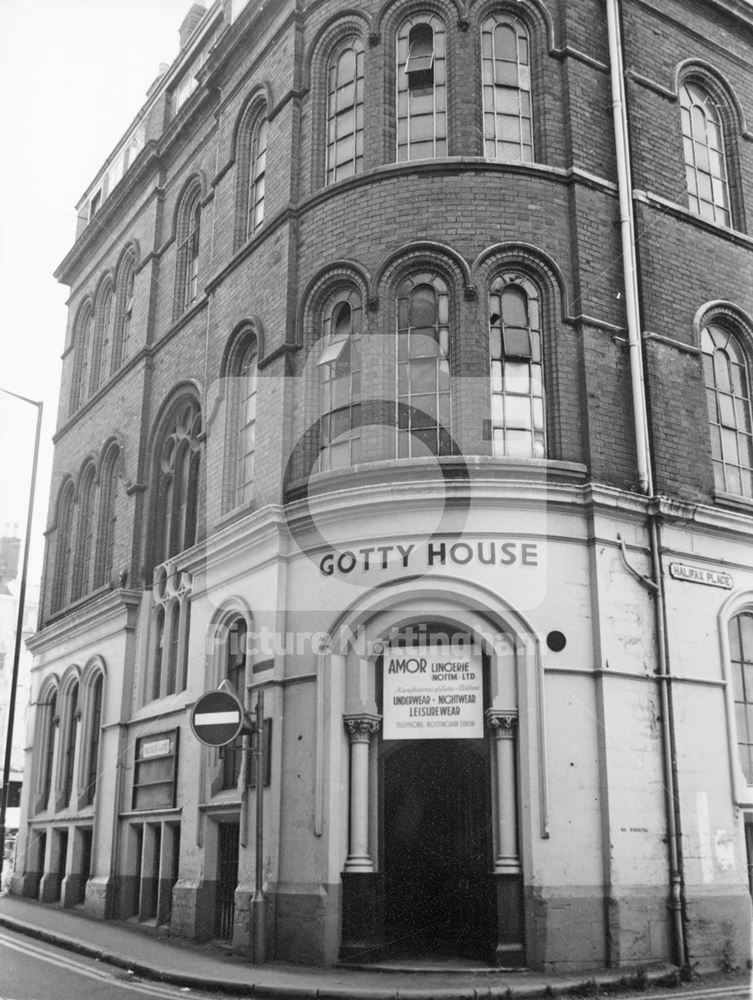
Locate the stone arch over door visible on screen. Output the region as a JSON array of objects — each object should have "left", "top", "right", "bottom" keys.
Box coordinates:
[{"left": 315, "top": 576, "right": 548, "bottom": 966}]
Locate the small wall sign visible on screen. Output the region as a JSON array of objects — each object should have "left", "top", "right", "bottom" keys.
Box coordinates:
[{"left": 669, "top": 561, "right": 733, "bottom": 589}]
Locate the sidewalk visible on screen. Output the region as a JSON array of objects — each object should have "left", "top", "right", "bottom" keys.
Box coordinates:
[{"left": 0, "top": 893, "right": 744, "bottom": 1000}]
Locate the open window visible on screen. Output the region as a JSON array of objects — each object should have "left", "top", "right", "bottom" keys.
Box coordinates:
[
  {"left": 318, "top": 290, "right": 362, "bottom": 471},
  {"left": 396, "top": 15, "right": 447, "bottom": 161},
  {"left": 489, "top": 274, "right": 545, "bottom": 459}
]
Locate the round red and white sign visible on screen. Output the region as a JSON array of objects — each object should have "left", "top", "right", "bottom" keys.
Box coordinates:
[{"left": 190, "top": 690, "right": 245, "bottom": 747}]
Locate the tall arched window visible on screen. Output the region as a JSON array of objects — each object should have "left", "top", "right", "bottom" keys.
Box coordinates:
[
  {"left": 114, "top": 251, "right": 136, "bottom": 370},
  {"left": 176, "top": 188, "right": 201, "bottom": 315},
  {"left": 37, "top": 690, "right": 58, "bottom": 813},
  {"left": 166, "top": 601, "right": 181, "bottom": 695},
  {"left": 396, "top": 15, "right": 447, "bottom": 161},
  {"left": 94, "top": 446, "right": 120, "bottom": 589},
  {"left": 154, "top": 398, "right": 202, "bottom": 565},
  {"left": 319, "top": 289, "right": 362, "bottom": 470},
  {"left": 72, "top": 465, "right": 97, "bottom": 602},
  {"left": 396, "top": 273, "right": 451, "bottom": 457},
  {"left": 489, "top": 274, "right": 545, "bottom": 458},
  {"left": 152, "top": 606, "right": 166, "bottom": 702},
  {"left": 481, "top": 14, "right": 533, "bottom": 162},
  {"left": 83, "top": 673, "right": 104, "bottom": 806},
  {"left": 70, "top": 306, "right": 94, "bottom": 414},
  {"left": 247, "top": 118, "right": 268, "bottom": 239},
  {"left": 680, "top": 82, "right": 731, "bottom": 227},
  {"left": 221, "top": 617, "right": 248, "bottom": 790},
  {"left": 702, "top": 323, "right": 753, "bottom": 497},
  {"left": 326, "top": 36, "right": 365, "bottom": 183},
  {"left": 729, "top": 611, "right": 753, "bottom": 784},
  {"left": 52, "top": 481, "right": 75, "bottom": 613},
  {"left": 91, "top": 284, "right": 115, "bottom": 395},
  {"left": 236, "top": 341, "right": 258, "bottom": 505},
  {"left": 61, "top": 681, "right": 80, "bottom": 808}
]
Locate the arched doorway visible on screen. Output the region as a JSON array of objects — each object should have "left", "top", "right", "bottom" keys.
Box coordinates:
[
  {"left": 335, "top": 590, "right": 534, "bottom": 967},
  {"left": 381, "top": 738, "right": 494, "bottom": 958}
]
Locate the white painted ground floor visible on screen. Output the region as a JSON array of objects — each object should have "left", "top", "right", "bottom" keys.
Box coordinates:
[{"left": 11, "top": 476, "right": 753, "bottom": 970}]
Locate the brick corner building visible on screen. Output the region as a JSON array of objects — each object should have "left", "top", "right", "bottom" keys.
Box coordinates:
[{"left": 11, "top": 0, "right": 753, "bottom": 973}]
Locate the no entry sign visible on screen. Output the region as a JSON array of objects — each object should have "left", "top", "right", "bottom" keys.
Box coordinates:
[{"left": 190, "top": 689, "right": 246, "bottom": 747}]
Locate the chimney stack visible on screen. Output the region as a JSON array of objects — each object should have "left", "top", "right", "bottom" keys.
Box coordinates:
[
  {"left": 0, "top": 534, "right": 21, "bottom": 581},
  {"left": 179, "top": 3, "right": 207, "bottom": 48}
]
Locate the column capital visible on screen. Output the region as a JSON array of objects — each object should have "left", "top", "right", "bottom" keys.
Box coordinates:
[
  {"left": 344, "top": 713, "right": 382, "bottom": 742},
  {"left": 485, "top": 709, "right": 518, "bottom": 735}
]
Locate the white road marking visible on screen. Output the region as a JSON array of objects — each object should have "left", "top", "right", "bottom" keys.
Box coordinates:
[{"left": 0, "top": 929, "right": 209, "bottom": 998}]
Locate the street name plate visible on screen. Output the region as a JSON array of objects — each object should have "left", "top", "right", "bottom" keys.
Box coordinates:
[{"left": 669, "top": 561, "right": 733, "bottom": 589}]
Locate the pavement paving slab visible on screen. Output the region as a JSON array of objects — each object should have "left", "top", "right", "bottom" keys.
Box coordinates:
[{"left": 0, "top": 893, "right": 749, "bottom": 1000}]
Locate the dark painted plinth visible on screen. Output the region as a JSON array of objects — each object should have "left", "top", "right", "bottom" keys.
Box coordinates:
[
  {"left": 340, "top": 871, "right": 385, "bottom": 961},
  {"left": 494, "top": 872, "right": 525, "bottom": 967}
]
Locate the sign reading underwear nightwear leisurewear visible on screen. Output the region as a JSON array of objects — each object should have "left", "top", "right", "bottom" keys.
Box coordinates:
[{"left": 383, "top": 645, "right": 483, "bottom": 740}]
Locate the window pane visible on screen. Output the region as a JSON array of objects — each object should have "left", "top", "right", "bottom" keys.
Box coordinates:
[
  {"left": 719, "top": 394, "right": 735, "bottom": 427},
  {"left": 506, "top": 429, "right": 533, "bottom": 457},
  {"left": 409, "top": 359, "right": 439, "bottom": 393},
  {"left": 410, "top": 286, "right": 437, "bottom": 327},
  {"left": 491, "top": 393, "right": 504, "bottom": 423},
  {"left": 736, "top": 703, "right": 750, "bottom": 742},
  {"left": 494, "top": 25, "right": 517, "bottom": 60},
  {"left": 504, "top": 327, "right": 532, "bottom": 358},
  {"left": 506, "top": 395, "right": 532, "bottom": 429},
  {"left": 722, "top": 427, "right": 739, "bottom": 464},
  {"left": 504, "top": 362, "right": 529, "bottom": 394}
]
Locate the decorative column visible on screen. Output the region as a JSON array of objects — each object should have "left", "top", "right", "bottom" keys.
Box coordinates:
[
  {"left": 486, "top": 710, "right": 520, "bottom": 873},
  {"left": 486, "top": 709, "right": 524, "bottom": 966},
  {"left": 343, "top": 714, "right": 381, "bottom": 872}
]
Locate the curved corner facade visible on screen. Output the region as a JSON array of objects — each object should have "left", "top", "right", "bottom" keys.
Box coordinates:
[{"left": 11, "top": 0, "right": 753, "bottom": 972}]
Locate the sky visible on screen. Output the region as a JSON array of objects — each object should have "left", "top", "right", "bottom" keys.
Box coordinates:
[{"left": 0, "top": 0, "right": 199, "bottom": 582}]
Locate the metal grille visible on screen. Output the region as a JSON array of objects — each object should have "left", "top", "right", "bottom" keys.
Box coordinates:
[{"left": 215, "top": 823, "right": 240, "bottom": 940}]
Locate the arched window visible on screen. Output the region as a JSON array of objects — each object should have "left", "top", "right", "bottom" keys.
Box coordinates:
[
  {"left": 83, "top": 673, "right": 104, "bottom": 806},
  {"left": 37, "top": 690, "right": 57, "bottom": 813},
  {"left": 61, "top": 681, "right": 80, "bottom": 808},
  {"left": 70, "top": 306, "right": 94, "bottom": 414},
  {"left": 154, "top": 398, "right": 202, "bottom": 565},
  {"left": 729, "top": 611, "right": 753, "bottom": 784},
  {"left": 396, "top": 273, "right": 451, "bottom": 457},
  {"left": 94, "top": 446, "right": 120, "bottom": 589},
  {"left": 702, "top": 323, "right": 753, "bottom": 497},
  {"left": 481, "top": 14, "right": 533, "bottom": 162},
  {"left": 246, "top": 118, "right": 268, "bottom": 239},
  {"left": 91, "top": 284, "right": 115, "bottom": 395},
  {"left": 489, "top": 274, "right": 545, "bottom": 458},
  {"left": 221, "top": 617, "right": 248, "bottom": 790},
  {"left": 52, "top": 481, "right": 75, "bottom": 613},
  {"left": 235, "top": 340, "right": 258, "bottom": 505},
  {"left": 152, "top": 606, "right": 166, "bottom": 702},
  {"left": 113, "top": 252, "right": 136, "bottom": 370},
  {"left": 176, "top": 188, "right": 201, "bottom": 314},
  {"left": 72, "top": 465, "right": 97, "bottom": 601},
  {"left": 396, "top": 15, "right": 447, "bottom": 161},
  {"left": 318, "top": 289, "right": 362, "bottom": 471},
  {"left": 326, "top": 36, "right": 365, "bottom": 183},
  {"left": 680, "top": 82, "right": 731, "bottom": 227},
  {"left": 166, "top": 601, "right": 181, "bottom": 695}
]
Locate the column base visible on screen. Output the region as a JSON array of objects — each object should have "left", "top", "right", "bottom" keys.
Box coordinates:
[
  {"left": 340, "top": 871, "right": 384, "bottom": 961},
  {"left": 494, "top": 873, "right": 525, "bottom": 967},
  {"left": 343, "top": 855, "right": 374, "bottom": 874}
]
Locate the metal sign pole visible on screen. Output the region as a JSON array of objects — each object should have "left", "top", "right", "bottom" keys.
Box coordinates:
[
  {"left": 251, "top": 689, "right": 265, "bottom": 962},
  {"left": 0, "top": 393, "right": 42, "bottom": 865}
]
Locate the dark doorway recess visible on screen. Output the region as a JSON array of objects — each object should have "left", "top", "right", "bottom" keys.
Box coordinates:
[
  {"left": 382, "top": 739, "right": 494, "bottom": 959},
  {"left": 215, "top": 822, "right": 240, "bottom": 940}
]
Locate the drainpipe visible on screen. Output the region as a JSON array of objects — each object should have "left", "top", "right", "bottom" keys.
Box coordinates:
[{"left": 605, "top": 0, "right": 688, "bottom": 969}]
